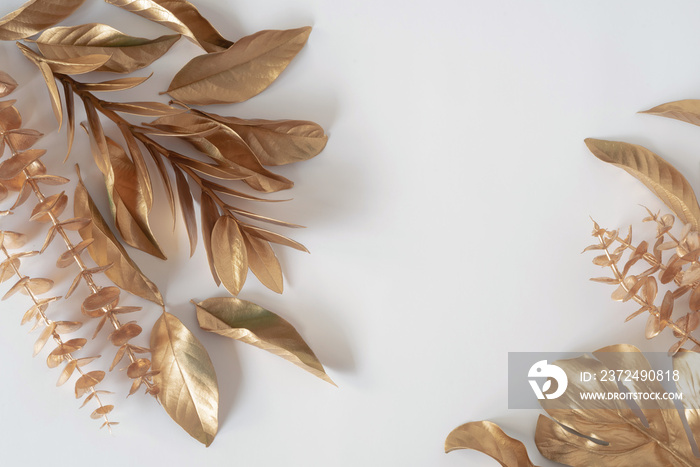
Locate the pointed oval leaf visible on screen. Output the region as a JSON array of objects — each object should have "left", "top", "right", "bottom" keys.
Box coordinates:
[
  {"left": 5, "top": 129, "right": 43, "bottom": 151},
  {"left": 35, "top": 24, "right": 180, "bottom": 73},
  {"left": 76, "top": 75, "right": 150, "bottom": 92},
  {"left": 151, "top": 312, "right": 218, "bottom": 446},
  {"left": 0, "top": 71, "right": 17, "bottom": 97},
  {"left": 641, "top": 100, "right": 700, "bottom": 127},
  {"left": 199, "top": 192, "right": 220, "bottom": 286},
  {"left": 0, "top": 149, "right": 45, "bottom": 180},
  {"left": 174, "top": 167, "right": 197, "bottom": 257},
  {"left": 74, "top": 170, "right": 164, "bottom": 305},
  {"left": 586, "top": 139, "right": 700, "bottom": 230},
  {"left": 445, "top": 421, "right": 536, "bottom": 466},
  {"left": 105, "top": 0, "right": 232, "bottom": 52},
  {"left": 242, "top": 232, "right": 282, "bottom": 293},
  {"left": 195, "top": 297, "right": 334, "bottom": 385},
  {"left": 166, "top": 27, "right": 311, "bottom": 105},
  {"left": 0, "top": 0, "right": 86, "bottom": 40},
  {"left": 211, "top": 216, "right": 247, "bottom": 296}
]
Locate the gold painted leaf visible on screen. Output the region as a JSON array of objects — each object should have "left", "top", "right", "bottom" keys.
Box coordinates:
[
  {"left": 0, "top": 0, "right": 85, "bottom": 40},
  {"left": 75, "top": 370, "right": 105, "bottom": 398},
  {"left": 107, "top": 137, "right": 166, "bottom": 259},
  {"left": 109, "top": 322, "right": 141, "bottom": 346},
  {"left": 0, "top": 231, "right": 27, "bottom": 249},
  {"left": 56, "top": 359, "right": 76, "bottom": 386},
  {"left": 74, "top": 169, "right": 164, "bottom": 305},
  {"left": 0, "top": 103, "right": 21, "bottom": 131},
  {"left": 586, "top": 138, "right": 700, "bottom": 230},
  {"left": 0, "top": 149, "right": 46, "bottom": 180},
  {"left": 242, "top": 232, "right": 282, "bottom": 294},
  {"left": 195, "top": 297, "right": 334, "bottom": 385},
  {"left": 200, "top": 192, "right": 220, "bottom": 286},
  {"left": 535, "top": 344, "right": 700, "bottom": 466},
  {"left": 199, "top": 111, "right": 328, "bottom": 166},
  {"left": 174, "top": 167, "right": 197, "bottom": 256},
  {"left": 4, "top": 129, "right": 42, "bottom": 151},
  {"left": 241, "top": 223, "right": 308, "bottom": 253},
  {"left": 0, "top": 71, "right": 17, "bottom": 97},
  {"left": 166, "top": 27, "right": 312, "bottom": 105},
  {"left": 211, "top": 215, "right": 247, "bottom": 296},
  {"left": 83, "top": 287, "right": 120, "bottom": 312},
  {"left": 151, "top": 312, "right": 218, "bottom": 446},
  {"left": 76, "top": 75, "right": 150, "bottom": 92},
  {"left": 35, "top": 24, "right": 180, "bottom": 74},
  {"left": 105, "top": 0, "right": 232, "bottom": 53},
  {"left": 29, "top": 191, "right": 67, "bottom": 222},
  {"left": 444, "top": 421, "right": 537, "bottom": 467},
  {"left": 103, "top": 100, "right": 184, "bottom": 117},
  {"left": 641, "top": 100, "right": 700, "bottom": 127},
  {"left": 16, "top": 43, "right": 110, "bottom": 75}
]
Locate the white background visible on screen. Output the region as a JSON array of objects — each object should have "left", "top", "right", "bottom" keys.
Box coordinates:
[{"left": 1, "top": 1, "right": 700, "bottom": 465}]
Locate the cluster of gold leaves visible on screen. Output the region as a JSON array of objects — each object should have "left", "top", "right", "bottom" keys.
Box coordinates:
[
  {"left": 446, "top": 345, "right": 700, "bottom": 466},
  {"left": 0, "top": 0, "right": 333, "bottom": 446},
  {"left": 445, "top": 96, "right": 700, "bottom": 465}
]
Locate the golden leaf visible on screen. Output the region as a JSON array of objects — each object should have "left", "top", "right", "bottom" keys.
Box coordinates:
[
  {"left": 0, "top": 70, "right": 17, "bottom": 97},
  {"left": 211, "top": 215, "right": 247, "bottom": 296},
  {"left": 195, "top": 297, "right": 334, "bottom": 385},
  {"left": 107, "top": 137, "right": 166, "bottom": 259},
  {"left": 75, "top": 370, "right": 105, "bottom": 398},
  {"left": 242, "top": 232, "right": 283, "bottom": 294},
  {"left": 56, "top": 360, "right": 76, "bottom": 386},
  {"left": 198, "top": 111, "right": 328, "bottom": 166},
  {"left": 74, "top": 168, "right": 164, "bottom": 305},
  {"left": 151, "top": 312, "right": 218, "bottom": 446},
  {"left": 165, "top": 27, "right": 312, "bottom": 105},
  {"left": 35, "top": 24, "right": 180, "bottom": 74},
  {"left": 83, "top": 287, "right": 120, "bottom": 312},
  {"left": 535, "top": 344, "right": 700, "bottom": 466},
  {"left": 641, "top": 99, "right": 700, "bottom": 127},
  {"left": 0, "top": 103, "right": 21, "bottom": 131},
  {"left": 444, "top": 420, "right": 537, "bottom": 467},
  {"left": 76, "top": 75, "right": 150, "bottom": 92},
  {"left": 105, "top": 0, "right": 232, "bottom": 53},
  {"left": 0, "top": 0, "right": 85, "bottom": 40},
  {"left": 16, "top": 42, "right": 110, "bottom": 75},
  {"left": 586, "top": 138, "right": 700, "bottom": 230},
  {"left": 174, "top": 167, "right": 197, "bottom": 257},
  {"left": 109, "top": 322, "right": 141, "bottom": 346},
  {"left": 0, "top": 149, "right": 46, "bottom": 180},
  {"left": 103, "top": 100, "right": 185, "bottom": 117},
  {"left": 4, "top": 129, "right": 42, "bottom": 152},
  {"left": 16, "top": 43, "right": 62, "bottom": 127},
  {"left": 240, "top": 223, "right": 309, "bottom": 253},
  {"left": 199, "top": 192, "right": 220, "bottom": 286}
]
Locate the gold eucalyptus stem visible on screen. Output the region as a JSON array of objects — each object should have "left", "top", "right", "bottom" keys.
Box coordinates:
[
  {"left": 598, "top": 233, "right": 700, "bottom": 348},
  {"left": 2, "top": 134, "right": 156, "bottom": 393},
  {"left": 0, "top": 243, "right": 113, "bottom": 429}
]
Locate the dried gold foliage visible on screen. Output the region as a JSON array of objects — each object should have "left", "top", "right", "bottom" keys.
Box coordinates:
[
  {"left": 211, "top": 215, "right": 247, "bottom": 296},
  {"left": 195, "top": 297, "right": 334, "bottom": 385},
  {"left": 105, "top": 0, "right": 232, "bottom": 52},
  {"left": 151, "top": 312, "right": 219, "bottom": 447},
  {"left": 35, "top": 24, "right": 180, "bottom": 74},
  {"left": 586, "top": 138, "right": 700, "bottom": 231},
  {"left": 166, "top": 27, "right": 312, "bottom": 105},
  {"left": 0, "top": 71, "right": 17, "bottom": 97},
  {"left": 641, "top": 99, "right": 700, "bottom": 127},
  {"left": 445, "top": 421, "right": 537, "bottom": 467},
  {"left": 74, "top": 169, "right": 164, "bottom": 305},
  {"left": 0, "top": 0, "right": 85, "bottom": 41}
]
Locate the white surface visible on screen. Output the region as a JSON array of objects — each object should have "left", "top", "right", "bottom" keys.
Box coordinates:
[{"left": 1, "top": 0, "right": 699, "bottom": 465}]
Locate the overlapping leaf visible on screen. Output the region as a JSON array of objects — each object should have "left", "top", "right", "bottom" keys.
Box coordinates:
[
  {"left": 151, "top": 312, "right": 218, "bottom": 446},
  {"left": 0, "top": 0, "right": 85, "bottom": 40},
  {"left": 586, "top": 138, "right": 700, "bottom": 231},
  {"left": 445, "top": 421, "right": 537, "bottom": 467},
  {"left": 74, "top": 170, "right": 164, "bottom": 305},
  {"left": 195, "top": 297, "right": 334, "bottom": 385},
  {"left": 105, "top": 0, "right": 232, "bottom": 52},
  {"left": 211, "top": 215, "right": 247, "bottom": 296},
  {"left": 166, "top": 27, "right": 311, "bottom": 105},
  {"left": 35, "top": 23, "right": 180, "bottom": 73}
]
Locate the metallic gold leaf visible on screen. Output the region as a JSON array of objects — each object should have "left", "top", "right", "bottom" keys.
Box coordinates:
[
  {"left": 166, "top": 27, "right": 312, "bottom": 105},
  {"left": 109, "top": 322, "right": 141, "bottom": 346},
  {"left": 83, "top": 287, "right": 120, "bottom": 312},
  {"left": 0, "top": 71, "right": 17, "bottom": 97},
  {"left": 126, "top": 358, "right": 150, "bottom": 378},
  {"left": 0, "top": 103, "right": 21, "bottom": 131},
  {"left": 55, "top": 238, "right": 93, "bottom": 268},
  {"left": 35, "top": 24, "right": 180, "bottom": 73},
  {"left": 242, "top": 232, "right": 282, "bottom": 294},
  {"left": 56, "top": 359, "right": 76, "bottom": 386},
  {"left": 16, "top": 43, "right": 110, "bottom": 75},
  {"left": 103, "top": 100, "right": 185, "bottom": 117},
  {"left": 0, "top": 230, "right": 27, "bottom": 249},
  {"left": 641, "top": 100, "right": 700, "bottom": 127},
  {"left": 107, "top": 137, "right": 166, "bottom": 259},
  {"left": 241, "top": 223, "right": 308, "bottom": 253},
  {"left": 202, "top": 179, "right": 288, "bottom": 203},
  {"left": 586, "top": 138, "right": 700, "bottom": 230},
  {"left": 4, "top": 128, "right": 43, "bottom": 150},
  {"left": 198, "top": 111, "right": 328, "bottom": 166},
  {"left": 199, "top": 192, "right": 220, "bottom": 286},
  {"left": 34, "top": 321, "right": 56, "bottom": 356},
  {"left": 76, "top": 75, "right": 150, "bottom": 92},
  {"left": 0, "top": 149, "right": 46, "bottom": 180},
  {"left": 145, "top": 144, "right": 176, "bottom": 225},
  {"left": 29, "top": 191, "right": 67, "bottom": 222},
  {"left": 74, "top": 169, "right": 164, "bottom": 305},
  {"left": 62, "top": 79, "right": 74, "bottom": 160},
  {"left": 195, "top": 297, "right": 334, "bottom": 385},
  {"left": 174, "top": 167, "right": 197, "bottom": 256},
  {"left": 535, "top": 345, "right": 700, "bottom": 466},
  {"left": 105, "top": 0, "right": 232, "bottom": 53},
  {"left": 151, "top": 311, "right": 218, "bottom": 446},
  {"left": 211, "top": 215, "right": 247, "bottom": 296},
  {"left": 75, "top": 370, "right": 105, "bottom": 398},
  {"left": 0, "top": 0, "right": 85, "bottom": 40},
  {"left": 444, "top": 421, "right": 537, "bottom": 467}
]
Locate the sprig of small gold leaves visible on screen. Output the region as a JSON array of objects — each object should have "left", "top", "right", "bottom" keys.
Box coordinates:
[
  {"left": 0, "top": 0, "right": 333, "bottom": 447},
  {"left": 444, "top": 97, "right": 700, "bottom": 465}
]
